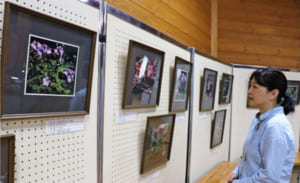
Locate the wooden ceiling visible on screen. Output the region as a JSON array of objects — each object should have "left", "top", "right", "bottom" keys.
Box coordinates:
[{"left": 106, "top": 0, "right": 300, "bottom": 69}]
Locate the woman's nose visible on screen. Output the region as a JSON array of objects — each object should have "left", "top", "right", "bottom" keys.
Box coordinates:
[{"left": 248, "top": 88, "right": 252, "bottom": 94}]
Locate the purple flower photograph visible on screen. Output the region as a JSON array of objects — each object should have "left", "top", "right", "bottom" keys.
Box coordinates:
[
  {"left": 174, "top": 69, "right": 188, "bottom": 101},
  {"left": 169, "top": 57, "right": 192, "bottom": 112},
  {"left": 205, "top": 76, "right": 214, "bottom": 98},
  {"left": 150, "top": 123, "right": 170, "bottom": 154},
  {"left": 24, "top": 34, "right": 79, "bottom": 96},
  {"left": 141, "top": 114, "right": 175, "bottom": 174},
  {"left": 219, "top": 74, "right": 233, "bottom": 104},
  {"left": 200, "top": 68, "right": 218, "bottom": 111}
]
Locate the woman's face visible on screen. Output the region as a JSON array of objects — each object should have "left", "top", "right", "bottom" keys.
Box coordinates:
[{"left": 248, "top": 78, "right": 273, "bottom": 109}]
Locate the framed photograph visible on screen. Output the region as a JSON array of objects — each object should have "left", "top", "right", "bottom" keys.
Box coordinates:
[
  {"left": 122, "top": 40, "right": 165, "bottom": 109},
  {"left": 169, "top": 57, "right": 192, "bottom": 112},
  {"left": 1, "top": 3, "right": 96, "bottom": 119},
  {"left": 1, "top": 134, "right": 15, "bottom": 183},
  {"left": 199, "top": 68, "right": 218, "bottom": 111},
  {"left": 210, "top": 109, "right": 226, "bottom": 148},
  {"left": 286, "top": 80, "right": 300, "bottom": 105},
  {"left": 219, "top": 73, "right": 234, "bottom": 104},
  {"left": 141, "top": 114, "right": 175, "bottom": 174}
]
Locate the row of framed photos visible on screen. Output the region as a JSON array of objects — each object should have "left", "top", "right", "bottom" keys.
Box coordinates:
[
  {"left": 0, "top": 2, "right": 233, "bottom": 120},
  {"left": 122, "top": 40, "right": 192, "bottom": 112},
  {"left": 141, "top": 109, "right": 227, "bottom": 174},
  {"left": 122, "top": 40, "right": 234, "bottom": 112}
]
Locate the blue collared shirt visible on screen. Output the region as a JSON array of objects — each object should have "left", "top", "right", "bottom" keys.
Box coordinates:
[{"left": 233, "top": 106, "right": 295, "bottom": 183}]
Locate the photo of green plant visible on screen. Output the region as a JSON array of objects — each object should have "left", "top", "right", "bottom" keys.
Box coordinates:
[
  {"left": 24, "top": 34, "right": 79, "bottom": 96},
  {"left": 286, "top": 85, "right": 299, "bottom": 101},
  {"left": 285, "top": 80, "right": 300, "bottom": 105}
]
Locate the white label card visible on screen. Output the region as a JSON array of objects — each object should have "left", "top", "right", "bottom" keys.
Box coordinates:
[
  {"left": 146, "top": 170, "right": 161, "bottom": 181},
  {"left": 116, "top": 111, "right": 137, "bottom": 123},
  {"left": 46, "top": 117, "right": 84, "bottom": 135},
  {"left": 199, "top": 113, "right": 209, "bottom": 119},
  {"left": 176, "top": 113, "right": 185, "bottom": 121}
]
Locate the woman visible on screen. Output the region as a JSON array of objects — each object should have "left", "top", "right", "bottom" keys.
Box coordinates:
[{"left": 228, "top": 68, "right": 295, "bottom": 183}]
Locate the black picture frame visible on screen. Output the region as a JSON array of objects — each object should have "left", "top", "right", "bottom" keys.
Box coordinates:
[
  {"left": 1, "top": 134, "right": 15, "bottom": 183},
  {"left": 210, "top": 110, "right": 226, "bottom": 149},
  {"left": 169, "top": 57, "right": 192, "bottom": 112},
  {"left": 1, "top": 2, "right": 97, "bottom": 119},
  {"left": 141, "top": 114, "right": 175, "bottom": 174},
  {"left": 286, "top": 80, "right": 300, "bottom": 105},
  {"left": 122, "top": 40, "right": 165, "bottom": 109},
  {"left": 199, "top": 68, "right": 218, "bottom": 111},
  {"left": 219, "top": 73, "right": 234, "bottom": 104}
]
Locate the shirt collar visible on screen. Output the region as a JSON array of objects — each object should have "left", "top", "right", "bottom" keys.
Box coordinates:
[{"left": 255, "top": 106, "right": 284, "bottom": 123}]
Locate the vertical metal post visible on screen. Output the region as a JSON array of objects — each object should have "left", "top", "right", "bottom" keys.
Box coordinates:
[
  {"left": 97, "top": 1, "right": 107, "bottom": 183},
  {"left": 185, "top": 47, "right": 195, "bottom": 183},
  {"left": 228, "top": 65, "right": 233, "bottom": 161}
]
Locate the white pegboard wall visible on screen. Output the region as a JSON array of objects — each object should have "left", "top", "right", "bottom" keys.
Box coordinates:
[
  {"left": 2, "top": 0, "right": 99, "bottom": 31},
  {"left": 104, "top": 14, "right": 190, "bottom": 183},
  {"left": 189, "top": 54, "right": 232, "bottom": 182},
  {"left": 1, "top": 119, "right": 85, "bottom": 183},
  {"left": 0, "top": 0, "right": 99, "bottom": 183}
]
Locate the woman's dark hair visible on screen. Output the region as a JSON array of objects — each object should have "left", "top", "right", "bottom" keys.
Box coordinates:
[{"left": 250, "top": 67, "right": 295, "bottom": 115}]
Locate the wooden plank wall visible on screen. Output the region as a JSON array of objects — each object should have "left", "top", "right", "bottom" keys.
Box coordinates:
[
  {"left": 106, "top": 0, "right": 211, "bottom": 53},
  {"left": 218, "top": 0, "right": 300, "bottom": 69}
]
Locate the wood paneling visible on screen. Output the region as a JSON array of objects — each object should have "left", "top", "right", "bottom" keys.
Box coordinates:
[
  {"left": 219, "top": 51, "right": 300, "bottom": 68},
  {"left": 211, "top": 0, "right": 218, "bottom": 57},
  {"left": 106, "top": 0, "right": 211, "bottom": 53},
  {"left": 107, "top": 0, "right": 300, "bottom": 69},
  {"left": 218, "top": 0, "right": 300, "bottom": 69}
]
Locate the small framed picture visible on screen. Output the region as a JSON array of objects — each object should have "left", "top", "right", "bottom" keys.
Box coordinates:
[
  {"left": 199, "top": 68, "right": 218, "bottom": 111},
  {"left": 210, "top": 109, "right": 226, "bottom": 148},
  {"left": 1, "top": 3, "right": 96, "bottom": 119},
  {"left": 141, "top": 114, "right": 175, "bottom": 174},
  {"left": 122, "top": 40, "right": 165, "bottom": 109},
  {"left": 169, "top": 57, "right": 192, "bottom": 112},
  {"left": 1, "top": 134, "right": 15, "bottom": 183},
  {"left": 219, "top": 73, "right": 233, "bottom": 104},
  {"left": 286, "top": 80, "right": 300, "bottom": 105}
]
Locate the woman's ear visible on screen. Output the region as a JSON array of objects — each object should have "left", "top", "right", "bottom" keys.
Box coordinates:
[{"left": 270, "top": 89, "right": 279, "bottom": 100}]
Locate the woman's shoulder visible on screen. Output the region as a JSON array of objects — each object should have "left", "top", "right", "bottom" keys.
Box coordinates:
[
  {"left": 265, "top": 113, "right": 294, "bottom": 139},
  {"left": 267, "top": 113, "right": 290, "bottom": 127}
]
